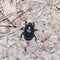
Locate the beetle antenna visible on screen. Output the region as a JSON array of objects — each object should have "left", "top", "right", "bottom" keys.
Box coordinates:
[
  {"left": 20, "top": 27, "right": 24, "bottom": 30},
  {"left": 33, "top": 22, "right": 35, "bottom": 27}
]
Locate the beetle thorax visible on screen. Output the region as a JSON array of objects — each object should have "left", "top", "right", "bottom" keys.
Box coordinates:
[{"left": 27, "top": 26, "right": 31, "bottom": 33}]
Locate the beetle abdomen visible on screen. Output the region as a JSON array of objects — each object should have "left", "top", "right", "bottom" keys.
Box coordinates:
[{"left": 24, "top": 34, "right": 33, "bottom": 40}]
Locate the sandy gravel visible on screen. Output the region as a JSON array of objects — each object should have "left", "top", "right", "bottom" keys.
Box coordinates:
[{"left": 0, "top": 0, "right": 60, "bottom": 60}]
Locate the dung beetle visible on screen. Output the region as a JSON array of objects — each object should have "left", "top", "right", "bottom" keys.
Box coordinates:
[{"left": 20, "top": 21, "right": 37, "bottom": 41}]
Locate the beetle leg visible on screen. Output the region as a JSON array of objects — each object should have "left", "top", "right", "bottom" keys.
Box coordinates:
[
  {"left": 25, "top": 21, "right": 27, "bottom": 25},
  {"left": 20, "top": 32, "right": 24, "bottom": 40},
  {"left": 34, "top": 29, "right": 38, "bottom": 31},
  {"left": 34, "top": 34, "right": 37, "bottom": 42}
]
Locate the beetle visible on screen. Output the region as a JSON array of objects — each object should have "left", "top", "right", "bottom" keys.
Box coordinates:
[{"left": 20, "top": 21, "right": 37, "bottom": 41}]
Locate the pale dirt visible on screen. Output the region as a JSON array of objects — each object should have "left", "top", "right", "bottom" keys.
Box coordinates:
[{"left": 0, "top": 0, "right": 60, "bottom": 60}]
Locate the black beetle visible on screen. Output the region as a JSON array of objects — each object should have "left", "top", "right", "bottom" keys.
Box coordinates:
[{"left": 20, "top": 21, "right": 37, "bottom": 41}]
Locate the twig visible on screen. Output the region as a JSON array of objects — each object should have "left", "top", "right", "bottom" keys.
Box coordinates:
[
  {"left": 7, "top": 27, "right": 21, "bottom": 35},
  {"left": 6, "top": 18, "right": 16, "bottom": 28},
  {"left": 12, "top": 10, "right": 24, "bottom": 22},
  {"left": 56, "top": 6, "right": 60, "bottom": 10},
  {"left": 41, "top": 35, "right": 51, "bottom": 42},
  {"left": 0, "top": 10, "right": 17, "bottom": 28},
  {"left": 0, "top": 24, "right": 16, "bottom": 27},
  {"left": 0, "top": 10, "right": 23, "bottom": 23},
  {"left": 56, "top": 1, "right": 60, "bottom": 10}
]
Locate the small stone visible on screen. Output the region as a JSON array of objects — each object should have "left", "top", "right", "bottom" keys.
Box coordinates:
[{"left": 48, "top": 35, "right": 58, "bottom": 43}]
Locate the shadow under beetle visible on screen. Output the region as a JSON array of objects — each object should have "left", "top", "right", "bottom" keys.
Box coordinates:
[{"left": 20, "top": 21, "right": 37, "bottom": 41}]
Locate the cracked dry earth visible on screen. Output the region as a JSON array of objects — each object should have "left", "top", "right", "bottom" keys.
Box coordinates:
[{"left": 0, "top": 0, "right": 60, "bottom": 60}]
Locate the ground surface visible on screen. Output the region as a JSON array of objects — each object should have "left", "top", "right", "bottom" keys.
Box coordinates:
[{"left": 0, "top": 0, "right": 60, "bottom": 60}]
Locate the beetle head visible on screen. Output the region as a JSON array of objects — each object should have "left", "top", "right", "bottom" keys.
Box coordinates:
[{"left": 28, "top": 22, "right": 32, "bottom": 26}]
